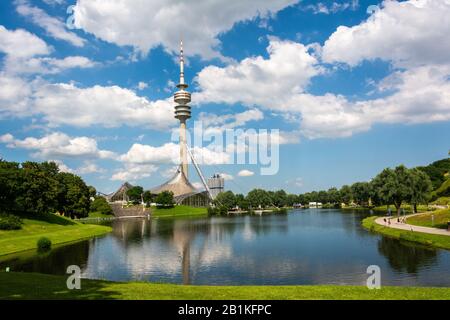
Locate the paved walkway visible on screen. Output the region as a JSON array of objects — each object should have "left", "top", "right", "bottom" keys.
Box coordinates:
[{"left": 375, "top": 213, "right": 450, "bottom": 237}]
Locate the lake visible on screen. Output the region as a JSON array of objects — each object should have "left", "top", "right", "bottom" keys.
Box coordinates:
[{"left": 2, "top": 209, "right": 450, "bottom": 286}]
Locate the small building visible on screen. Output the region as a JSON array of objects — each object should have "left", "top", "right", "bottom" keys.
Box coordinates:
[
  {"left": 309, "top": 202, "right": 323, "bottom": 208},
  {"left": 207, "top": 174, "right": 225, "bottom": 199},
  {"left": 106, "top": 182, "right": 134, "bottom": 203}
]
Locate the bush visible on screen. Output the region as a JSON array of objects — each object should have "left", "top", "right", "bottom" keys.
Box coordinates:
[
  {"left": 37, "top": 237, "right": 52, "bottom": 251},
  {"left": 90, "top": 197, "right": 113, "bottom": 215},
  {"left": 0, "top": 214, "right": 23, "bottom": 230}
]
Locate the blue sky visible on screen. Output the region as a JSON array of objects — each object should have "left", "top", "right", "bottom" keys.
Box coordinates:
[{"left": 0, "top": 0, "right": 449, "bottom": 194}]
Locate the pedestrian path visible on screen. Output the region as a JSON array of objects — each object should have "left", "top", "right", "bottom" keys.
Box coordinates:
[{"left": 375, "top": 213, "right": 450, "bottom": 237}]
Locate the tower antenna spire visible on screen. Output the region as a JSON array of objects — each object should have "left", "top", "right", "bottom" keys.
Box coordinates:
[{"left": 179, "top": 40, "right": 185, "bottom": 85}]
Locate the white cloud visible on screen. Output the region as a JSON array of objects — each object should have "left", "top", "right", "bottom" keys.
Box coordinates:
[
  {"left": 120, "top": 142, "right": 231, "bottom": 166},
  {"left": 4, "top": 55, "right": 96, "bottom": 74},
  {"left": 111, "top": 163, "right": 158, "bottom": 182},
  {"left": 322, "top": 0, "right": 450, "bottom": 67},
  {"left": 198, "top": 108, "right": 264, "bottom": 130},
  {"left": 219, "top": 173, "right": 234, "bottom": 181},
  {"left": 15, "top": 0, "right": 85, "bottom": 47},
  {"left": 0, "top": 75, "right": 32, "bottom": 116},
  {"left": 195, "top": 38, "right": 322, "bottom": 106},
  {"left": 0, "top": 25, "right": 50, "bottom": 58},
  {"left": 137, "top": 81, "right": 148, "bottom": 90},
  {"left": 72, "top": 0, "right": 298, "bottom": 59},
  {"left": 33, "top": 83, "right": 175, "bottom": 129},
  {"left": 76, "top": 161, "right": 105, "bottom": 174},
  {"left": 0, "top": 132, "right": 116, "bottom": 159},
  {"left": 303, "top": 1, "right": 359, "bottom": 15},
  {"left": 0, "top": 25, "right": 94, "bottom": 75},
  {"left": 48, "top": 159, "right": 74, "bottom": 173},
  {"left": 42, "top": 0, "right": 66, "bottom": 5},
  {"left": 0, "top": 74, "right": 176, "bottom": 130},
  {"left": 238, "top": 169, "right": 254, "bottom": 177},
  {"left": 194, "top": 32, "right": 450, "bottom": 139}
]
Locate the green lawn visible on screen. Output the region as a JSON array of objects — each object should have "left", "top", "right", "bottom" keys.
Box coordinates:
[
  {"left": 0, "top": 214, "right": 111, "bottom": 257},
  {"left": 0, "top": 272, "right": 449, "bottom": 300},
  {"left": 151, "top": 205, "right": 207, "bottom": 218},
  {"left": 85, "top": 211, "right": 115, "bottom": 219},
  {"left": 407, "top": 209, "right": 450, "bottom": 230},
  {"left": 362, "top": 216, "right": 450, "bottom": 250}
]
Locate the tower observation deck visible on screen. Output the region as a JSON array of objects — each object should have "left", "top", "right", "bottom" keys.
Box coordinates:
[{"left": 174, "top": 40, "right": 191, "bottom": 178}]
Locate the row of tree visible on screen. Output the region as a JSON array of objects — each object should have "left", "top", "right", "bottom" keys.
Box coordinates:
[
  {"left": 125, "top": 186, "right": 175, "bottom": 207},
  {"left": 0, "top": 160, "right": 97, "bottom": 218},
  {"left": 214, "top": 165, "right": 434, "bottom": 216}
]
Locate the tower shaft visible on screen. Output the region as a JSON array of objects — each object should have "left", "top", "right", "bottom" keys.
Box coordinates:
[
  {"left": 174, "top": 40, "right": 191, "bottom": 179},
  {"left": 179, "top": 119, "right": 188, "bottom": 178}
]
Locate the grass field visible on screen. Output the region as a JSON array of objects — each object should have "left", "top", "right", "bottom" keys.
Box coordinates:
[
  {"left": 362, "top": 216, "right": 450, "bottom": 250},
  {"left": 0, "top": 214, "right": 111, "bottom": 257},
  {"left": 407, "top": 209, "right": 450, "bottom": 230},
  {"left": 1, "top": 272, "right": 449, "bottom": 300},
  {"left": 151, "top": 205, "right": 207, "bottom": 218}
]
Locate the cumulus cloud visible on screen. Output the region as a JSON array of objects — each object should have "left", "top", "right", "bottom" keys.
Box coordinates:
[
  {"left": 195, "top": 38, "right": 322, "bottom": 106},
  {"left": 111, "top": 163, "right": 158, "bottom": 182},
  {"left": 219, "top": 173, "right": 234, "bottom": 181},
  {"left": 238, "top": 169, "right": 255, "bottom": 177},
  {"left": 0, "top": 25, "right": 50, "bottom": 58},
  {"left": 194, "top": 31, "right": 450, "bottom": 139},
  {"left": 76, "top": 161, "right": 105, "bottom": 174},
  {"left": 0, "top": 25, "right": 94, "bottom": 75},
  {"left": 0, "top": 132, "right": 116, "bottom": 159},
  {"left": 72, "top": 0, "right": 298, "bottom": 59},
  {"left": 0, "top": 75, "right": 177, "bottom": 130},
  {"left": 119, "top": 142, "right": 231, "bottom": 166},
  {"left": 15, "top": 0, "right": 85, "bottom": 47},
  {"left": 322, "top": 0, "right": 450, "bottom": 67},
  {"left": 4, "top": 56, "right": 96, "bottom": 75}
]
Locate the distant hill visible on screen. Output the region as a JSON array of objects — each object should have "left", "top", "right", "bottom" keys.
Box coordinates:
[{"left": 417, "top": 158, "right": 450, "bottom": 190}]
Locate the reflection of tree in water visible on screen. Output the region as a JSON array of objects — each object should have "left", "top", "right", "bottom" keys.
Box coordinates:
[
  {"left": 248, "top": 214, "right": 288, "bottom": 236},
  {"left": 0, "top": 240, "right": 90, "bottom": 275},
  {"left": 377, "top": 237, "right": 438, "bottom": 274},
  {"left": 111, "top": 217, "right": 152, "bottom": 246}
]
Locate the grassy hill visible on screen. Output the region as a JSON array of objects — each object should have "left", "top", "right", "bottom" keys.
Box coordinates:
[
  {"left": 417, "top": 158, "right": 450, "bottom": 190},
  {"left": 0, "top": 214, "right": 111, "bottom": 256}
]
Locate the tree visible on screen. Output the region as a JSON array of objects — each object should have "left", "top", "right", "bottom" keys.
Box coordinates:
[
  {"left": 56, "top": 172, "right": 91, "bottom": 218},
  {"left": 143, "top": 191, "right": 154, "bottom": 206},
  {"left": 90, "top": 197, "right": 113, "bottom": 215},
  {"left": 88, "top": 186, "right": 97, "bottom": 198},
  {"left": 351, "top": 182, "right": 371, "bottom": 207},
  {"left": 126, "top": 186, "right": 144, "bottom": 204},
  {"left": 0, "top": 160, "right": 22, "bottom": 215},
  {"left": 246, "top": 189, "right": 271, "bottom": 208},
  {"left": 339, "top": 185, "right": 353, "bottom": 205},
  {"left": 155, "top": 191, "right": 174, "bottom": 207},
  {"left": 286, "top": 194, "right": 299, "bottom": 206},
  {"left": 408, "top": 168, "right": 433, "bottom": 213},
  {"left": 214, "top": 191, "right": 236, "bottom": 210},
  {"left": 372, "top": 165, "right": 413, "bottom": 216},
  {"left": 317, "top": 190, "right": 329, "bottom": 204},
  {"left": 272, "top": 190, "right": 287, "bottom": 207},
  {"left": 16, "top": 162, "right": 60, "bottom": 216},
  {"left": 327, "top": 188, "right": 340, "bottom": 205},
  {"left": 235, "top": 193, "right": 250, "bottom": 210}
]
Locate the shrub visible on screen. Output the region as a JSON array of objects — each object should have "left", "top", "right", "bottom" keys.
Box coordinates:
[
  {"left": 37, "top": 237, "right": 52, "bottom": 251},
  {"left": 0, "top": 214, "right": 23, "bottom": 230},
  {"left": 90, "top": 197, "right": 113, "bottom": 215}
]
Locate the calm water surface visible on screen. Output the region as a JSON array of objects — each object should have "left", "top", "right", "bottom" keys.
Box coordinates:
[{"left": 2, "top": 209, "right": 450, "bottom": 286}]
